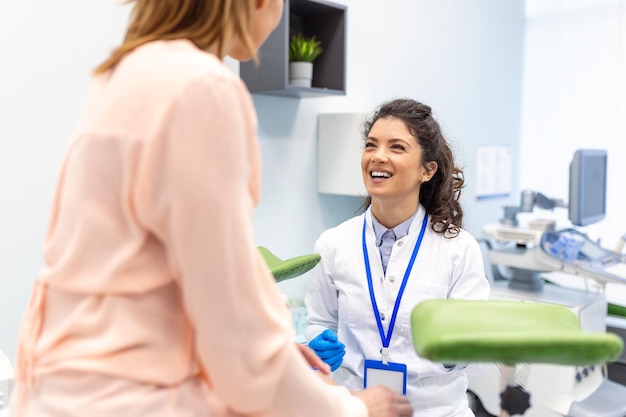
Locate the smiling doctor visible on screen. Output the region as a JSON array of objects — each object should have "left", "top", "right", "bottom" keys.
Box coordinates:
[{"left": 305, "top": 98, "right": 490, "bottom": 417}]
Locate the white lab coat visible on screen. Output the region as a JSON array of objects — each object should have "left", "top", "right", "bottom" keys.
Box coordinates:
[{"left": 305, "top": 205, "right": 490, "bottom": 417}]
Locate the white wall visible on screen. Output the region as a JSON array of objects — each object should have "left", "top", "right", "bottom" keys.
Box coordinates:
[
  {"left": 0, "top": 1, "right": 132, "bottom": 360},
  {"left": 0, "top": 0, "right": 525, "bottom": 361},
  {"left": 519, "top": 0, "right": 626, "bottom": 247}
]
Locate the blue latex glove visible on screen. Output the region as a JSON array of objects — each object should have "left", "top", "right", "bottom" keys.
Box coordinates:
[{"left": 309, "top": 329, "right": 345, "bottom": 371}]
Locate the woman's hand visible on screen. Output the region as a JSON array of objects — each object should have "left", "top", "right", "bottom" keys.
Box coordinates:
[
  {"left": 295, "top": 343, "right": 331, "bottom": 375},
  {"left": 353, "top": 386, "right": 413, "bottom": 417}
]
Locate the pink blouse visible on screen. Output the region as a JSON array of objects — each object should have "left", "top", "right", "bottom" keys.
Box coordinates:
[{"left": 11, "top": 39, "right": 366, "bottom": 417}]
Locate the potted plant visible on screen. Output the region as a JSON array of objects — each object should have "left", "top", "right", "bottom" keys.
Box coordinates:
[{"left": 289, "top": 33, "right": 323, "bottom": 87}]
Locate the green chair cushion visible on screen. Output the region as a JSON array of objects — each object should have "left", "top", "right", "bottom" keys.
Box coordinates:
[
  {"left": 258, "top": 246, "right": 321, "bottom": 283},
  {"left": 411, "top": 299, "right": 623, "bottom": 366},
  {"left": 608, "top": 302, "right": 626, "bottom": 319}
]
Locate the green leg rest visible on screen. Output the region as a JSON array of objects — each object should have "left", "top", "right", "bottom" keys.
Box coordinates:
[
  {"left": 411, "top": 299, "right": 623, "bottom": 367},
  {"left": 608, "top": 302, "right": 626, "bottom": 319},
  {"left": 257, "top": 246, "right": 321, "bottom": 283}
]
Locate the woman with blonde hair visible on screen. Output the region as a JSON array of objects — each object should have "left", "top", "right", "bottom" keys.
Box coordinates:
[{"left": 10, "top": 1, "right": 412, "bottom": 417}]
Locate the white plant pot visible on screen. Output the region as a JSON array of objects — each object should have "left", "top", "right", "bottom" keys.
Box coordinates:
[{"left": 289, "top": 61, "right": 313, "bottom": 87}]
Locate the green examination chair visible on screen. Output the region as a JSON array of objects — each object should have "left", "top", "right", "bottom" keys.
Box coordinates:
[
  {"left": 411, "top": 299, "right": 622, "bottom": 366},
  {"left": 411, "top": 299, "right": 624, "bottom": 416},
  {"left": 258, "top": 246, "right": 321, "bottom": 283},
  {"left": 607, "top": 301, "right": 626, "bottom": 320}
]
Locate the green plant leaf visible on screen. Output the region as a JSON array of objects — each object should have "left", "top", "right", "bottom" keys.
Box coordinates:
[{"left": 289, "top": 33, "right": 323, "bottom": 63}]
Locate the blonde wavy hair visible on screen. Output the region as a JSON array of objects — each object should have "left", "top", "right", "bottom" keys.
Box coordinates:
[{"left": 94, "top": 0, "right": 257, "bottom": 75}]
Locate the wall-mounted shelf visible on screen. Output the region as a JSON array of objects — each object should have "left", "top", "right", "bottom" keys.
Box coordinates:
[{"left": 240, "top": 0, "right": 346, "bottom": 98}]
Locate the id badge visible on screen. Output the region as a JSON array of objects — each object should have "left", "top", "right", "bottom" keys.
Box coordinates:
[{"left": 363, "top": 359, "right": 407, "bottom": 395}]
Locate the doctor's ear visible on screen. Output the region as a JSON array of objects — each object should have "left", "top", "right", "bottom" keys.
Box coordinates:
[{"left": 422, "top": 161, "right": 438, "bottom": 183}]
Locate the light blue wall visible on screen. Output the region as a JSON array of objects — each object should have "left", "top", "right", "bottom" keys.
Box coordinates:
[
  {"left": 0, "top": 0, "right": 525, "bottom": 361},
  {"left": 255, "top": 0, "right": 526, "bottom": 299}
]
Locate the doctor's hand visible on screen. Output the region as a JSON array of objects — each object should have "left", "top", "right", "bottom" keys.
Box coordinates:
[
  {"left": 354, "top": 386, "right": 413, "bottom": 417},
  {"left": 308, "top": 329, "right": 345, "bottom": 372}
]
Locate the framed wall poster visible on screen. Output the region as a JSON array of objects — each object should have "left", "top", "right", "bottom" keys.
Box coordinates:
[{"left": 475, "top": 145, "right": 512, "bottom": 200}]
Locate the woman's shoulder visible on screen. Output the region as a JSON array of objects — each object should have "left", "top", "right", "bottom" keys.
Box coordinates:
[
  {"left": 94, "top": 39, "right": 252, "bottom": 137},
  {"left": 116, "top": 39, "right": 244, "bottom": 99},
  {"left": 426, "top": 224, "right": 480, "bottom": 247}
]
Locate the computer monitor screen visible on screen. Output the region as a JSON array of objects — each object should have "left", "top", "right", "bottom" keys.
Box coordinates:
[{"left": 568, "top": 149, "right": 607, "bottom": 227}]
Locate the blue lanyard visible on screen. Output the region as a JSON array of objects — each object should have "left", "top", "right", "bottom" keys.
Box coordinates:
[{"left": 362, "top": 213, "right": 428, "bottom": 362}]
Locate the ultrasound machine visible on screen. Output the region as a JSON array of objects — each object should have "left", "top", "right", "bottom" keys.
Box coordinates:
[{"left": 468, "top": 149, "right": 626, "bottom": 417}]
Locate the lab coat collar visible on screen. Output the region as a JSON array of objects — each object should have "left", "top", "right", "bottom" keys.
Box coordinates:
[
  {"left": 364, "top": 205, "right": 428, "bottom": 242},
  {"left": 371, "top": 212, "right": 416, "bottom": 247}
]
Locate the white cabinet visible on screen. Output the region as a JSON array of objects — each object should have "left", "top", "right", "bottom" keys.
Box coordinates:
[{"left": 317, "top": 112, "right": 368, "bottom": 196}]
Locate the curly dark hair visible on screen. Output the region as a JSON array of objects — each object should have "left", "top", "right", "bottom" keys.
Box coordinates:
[{"left": 361, "top": 98, "right": 465, "bottom": 237}]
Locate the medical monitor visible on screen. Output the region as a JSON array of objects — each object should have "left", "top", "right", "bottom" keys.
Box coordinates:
[{"left": 568, "top": 149, "right": 607, "bottom": 227}]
